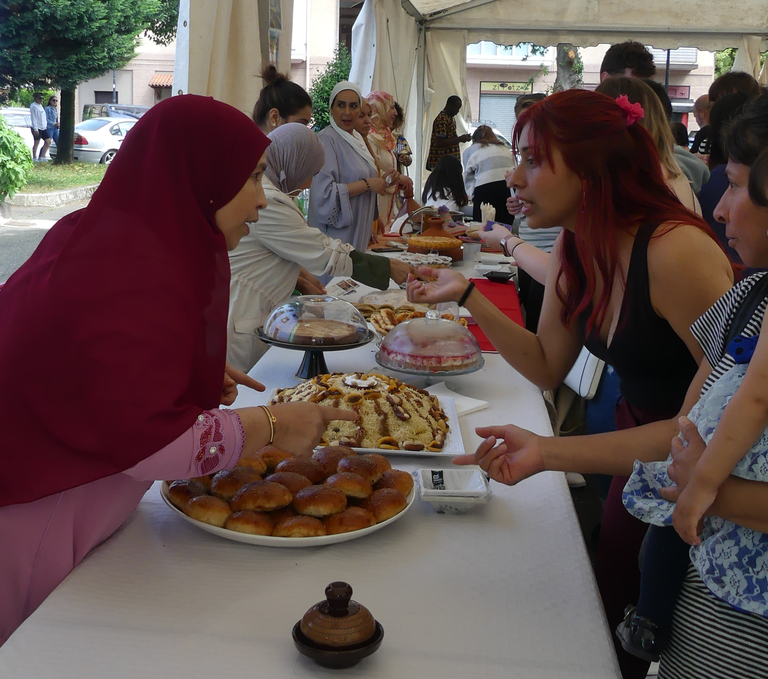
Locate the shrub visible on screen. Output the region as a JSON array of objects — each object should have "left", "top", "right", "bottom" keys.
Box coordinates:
[
  {"left": 308, "top": 44, "right": 353, "bottom": 131},
  {"left": 0, "top": 115, "right": 33, "bottom": 203}
]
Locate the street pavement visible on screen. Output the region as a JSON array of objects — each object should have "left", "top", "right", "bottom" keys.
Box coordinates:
[{"left": 0, "top": 201, "right": 88, "bottom": 283}]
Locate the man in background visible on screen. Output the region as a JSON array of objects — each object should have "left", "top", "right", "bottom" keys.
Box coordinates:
[
  {"left": 426, "top": 95, "right": 471, "bottom": 171},
  {"left": 599, "top": 41, "right": 656, "bottom": 81},
  {"left": 29, "top": 93, "right": 51, "bottom": 161},
  {"left": 690, "top": 94, "right": 712, "bottom": 156}
]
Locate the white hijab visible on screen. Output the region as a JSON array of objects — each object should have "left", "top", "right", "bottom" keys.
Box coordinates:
[{"left": 328, "top": 81, "right": 376, "bottom": 172}]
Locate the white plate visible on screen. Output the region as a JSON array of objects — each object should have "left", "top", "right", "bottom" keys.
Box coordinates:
[{"left": 160, "top": 482, "right": 415, "bottom": 548}]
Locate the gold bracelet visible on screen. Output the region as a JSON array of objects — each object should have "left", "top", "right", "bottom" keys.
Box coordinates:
[{"left": 258, "top": 405, "right": 277, "bottom": 445}]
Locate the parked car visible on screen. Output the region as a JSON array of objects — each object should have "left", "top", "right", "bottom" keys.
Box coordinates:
[
  {"left": 50, "top": 117, "right": 136, "bottom": 164},
  {"left": 82, "top": 104, "right": 150, "bottom": 121},
  {"left": 0, "top": 107, "right": 34, "bottom": 151}
]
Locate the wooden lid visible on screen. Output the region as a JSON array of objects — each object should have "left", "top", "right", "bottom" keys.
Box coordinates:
[{"left": 300, "top": 582, "right": 376, "bottom": 648}]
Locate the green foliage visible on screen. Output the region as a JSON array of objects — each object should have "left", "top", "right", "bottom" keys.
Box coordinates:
[
  {"left": 145, "top": 0, "right": 181, "bottom": 46},
  {"left": 0, "top": 0, "right": 160, "bottom": 89},
  {"left": 6, "top": 88, "right": 56, "bottom": 109},
  {"left": 0, "top": 115, "right": 33, "bottom": 203},
  {"left": 715, "top": 47, "right": 767, "bottom": 79},
  {"left": 308, "top": 45, "right": 353, "bottom": 131},
  {"left": 23, "top": 162, "right": 108, "bottom": 193}
]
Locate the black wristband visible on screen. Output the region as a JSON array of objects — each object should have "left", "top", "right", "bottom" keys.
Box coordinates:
[
  {"left": 363, "top": 178, "right": 370, "bottom": 190},
  {"left": 510, "top": 241, "right": 524, "bottom": 258},
  {"left": 458, "top": 281, "right": 475, "bottom": 307}
]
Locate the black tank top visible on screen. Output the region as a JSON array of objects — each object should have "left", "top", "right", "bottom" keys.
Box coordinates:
[{"left": 579, "top": 223, "right": 698, "bottom": 416}]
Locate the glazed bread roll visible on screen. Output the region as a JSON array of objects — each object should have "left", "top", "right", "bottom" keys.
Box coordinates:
[
  {"left": 167, "top": 479, "right": 208, "bottom": 510},
  {"left": 360, "top": 487, "right": 407, "bottom": 522},
  {"left": 325, "top": 472, "right": 372, "bottom": 500},
  {"left": 362, "top": 453, "right": 391, "bottom": 475},
  {"left": 273, "top": 515, "right": 327, "bottom": 537},
  {"left": 210, "top": 467, "right": 263, "bottom": 502},
  {"left": 375, "top": 469, "right": 414, "bottom": 497},
  {"left": 183, "top": 495, "right": 232, "bottom": 527},
  {"left": 236, "top": 452, "right": 268, "bottom": 475},
  {"left": 275, "top": 457, "right": 325, "bottom": 485},
  {"left": 225, "top": 510, "right": 275, "bottom": 535},
  {"left": 324, "top": 507, "right": 377, "bottom": 535},
  {"left": 266, "top": 471, "right": 312, "bottom": 496},
  {"left": 258, "top": 445, "right": 294, "bottom": 472},
  {"left": 231, "top": 481, "right": 292, "bottom": 512},
  {"left": 293, "top": 485, "right": 347, "bottom": 517},
  {"left": 337, "top": 456, "right": 381, "bottom": 485},
  {"left": 312, "top": 446, "right": 357, "bottom": 478},
  {"left": 268, "top": 505, "right": 297, "bottom": 525},
  {"left": 190, "top": 475, "right": 212, "bottom": 491}
]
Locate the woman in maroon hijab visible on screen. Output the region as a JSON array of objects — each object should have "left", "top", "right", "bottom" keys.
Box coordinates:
[{"left": 0, "top": 95, "right": 355, "bottom": 645}]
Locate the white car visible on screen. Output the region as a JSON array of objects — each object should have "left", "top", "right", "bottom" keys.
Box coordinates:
[
  {"left": 0, "top": 107, "right": 35, "bottom": 151},
  {"left": 50, "top": 117, "right": 136, "bottom": 164}
]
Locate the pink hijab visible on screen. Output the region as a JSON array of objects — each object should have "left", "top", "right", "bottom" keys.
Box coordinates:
[
  {"left": 0, "top": 95, "right": 270, "bottom": 507},
  {"left": 366, "top": 91, "right": 397, "bottom": 152}
]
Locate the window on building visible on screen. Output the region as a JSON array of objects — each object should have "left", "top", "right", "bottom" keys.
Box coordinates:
[{"left": 94, "top": 91, "right": 118, "bottom": 104}]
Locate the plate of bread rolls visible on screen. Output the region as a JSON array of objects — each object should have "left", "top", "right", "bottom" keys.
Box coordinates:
[{"left": 161, "top": 445, "right": 415, "bottom": 547}]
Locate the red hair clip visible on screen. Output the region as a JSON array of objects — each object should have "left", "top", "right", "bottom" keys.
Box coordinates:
[{"left": 615, "top": 94, "right": 644, "bottom": 127}]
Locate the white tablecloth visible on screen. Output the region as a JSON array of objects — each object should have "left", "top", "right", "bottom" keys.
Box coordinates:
[{"left": 0, "top": 312, "right": 620, "bottom": 679}]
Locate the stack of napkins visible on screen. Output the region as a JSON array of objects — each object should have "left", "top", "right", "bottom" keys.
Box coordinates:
[{"left": 426, "top": 382, "right": 488, "bottom": 417}]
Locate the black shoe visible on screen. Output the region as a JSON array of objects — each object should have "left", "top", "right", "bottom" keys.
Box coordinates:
[{"left": 615, "top": 606, "right": 662, "bottom": 663}]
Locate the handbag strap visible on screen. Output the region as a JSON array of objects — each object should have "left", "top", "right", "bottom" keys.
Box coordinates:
[{"left": 724, "top": 273, "right": 768, "bottom": 347}]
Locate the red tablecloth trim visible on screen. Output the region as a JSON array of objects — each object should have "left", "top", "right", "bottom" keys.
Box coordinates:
[{"left": 466, "top": 278, "right": 524, "bottom": 352}]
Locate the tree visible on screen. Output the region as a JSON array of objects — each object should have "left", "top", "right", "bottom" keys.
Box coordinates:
[
  {"left": 715, "top": 47, "right": 767, "bottom": 79},
  {"left": 145, "top": 0, "right": 181, "bottom": 46},
  {"left": 0, "top": 0, "right": 159, "bottom": 164},
  {"left": 552, "top": 44, "right": 582, "bottom": 92},
  {"left": 308, "top": 44, "right": 353, "bottom": 131}
]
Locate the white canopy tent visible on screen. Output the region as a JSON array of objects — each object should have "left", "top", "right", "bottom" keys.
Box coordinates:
[{"left": 350, "top": 0, "right": 768, "bottom": 191}]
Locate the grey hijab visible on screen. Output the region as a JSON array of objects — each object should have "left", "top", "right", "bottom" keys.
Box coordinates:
[{"left": 265, "top": 123, "right": 325, "bottom": 194}]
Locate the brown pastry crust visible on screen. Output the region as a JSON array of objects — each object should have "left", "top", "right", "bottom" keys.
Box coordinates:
[
  {"left": 183, "top": 495, "right": 232, "bottom": 527},
  {"left": 230, "top": 481, "right": 292, "bottom": 512},
  {"left": 236, "top": 453, "right": 268, "bottom": 475},
  {"left": 268, "top": 505, "right": 298, "bottom": 525},
  {"left": 275, "top": 457, "right": 326, "bottom": 485},
  {"left": 324, "top": 507, "right": 377, "bottom": 535},
  {"left": 273, "top": 515, "right": 327, "bottom": 537},
  {"left": 362, "top": 453, "right": 392, "bottom": 475},
  {"left": 257, "top": 445, "right": 294, "bottom": 472},
  {"left": 360, "top": 487, "right": 408, "bottom": 522},
  {"left": 374, "top": 469, "right": 414, "bottom": 497},
  {"left": 325, "top": 472, "right": 373, "bottom": 500},
  {"left": 312, "top": 446, "right": 357, "bottom": 478},
  {"left": 167, "top": 479, "right": 208, "bottom": 510},
  {"left": 337, "top": 456, "right": 381, "bottom": 485},
  {"left": 225, "top": 510, "right": 275, "bottom": 536},
  {"left": 190, "top": 475, "right": 212, "bottom": 491},
  {"left": 293, "top": 485, "right": 347, "bottom": 517},
  {"left": 210, "top": 467, "right": 263, "bottom": 502},
  {"left": 266, "top": 471, "right": 313, "bottom": 496}
]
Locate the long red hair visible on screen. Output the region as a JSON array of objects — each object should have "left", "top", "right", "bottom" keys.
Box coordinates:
[{"left": 514, "top": 89, "right": 722, "bottom": 335}]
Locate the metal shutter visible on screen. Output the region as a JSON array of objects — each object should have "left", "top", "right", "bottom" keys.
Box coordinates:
[{"left": 478, "top": 94, "right": 518, "bottom": 141}]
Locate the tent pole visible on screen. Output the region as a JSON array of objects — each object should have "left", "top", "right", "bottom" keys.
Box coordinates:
[{"left": 415, "top": 21, "right": 426, "bottom": 197}]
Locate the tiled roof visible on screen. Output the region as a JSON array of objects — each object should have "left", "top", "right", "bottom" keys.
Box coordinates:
[{"left": 148, "top": 73, "right": 173, "bottom": 88}]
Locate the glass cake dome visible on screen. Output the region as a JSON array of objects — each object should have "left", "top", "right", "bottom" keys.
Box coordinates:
[
  {"left": 262, "top": 296, "right": 369, "bottom": 347},
  {"left": 376, "top": 310, "right": 484, "bottom": 375}
]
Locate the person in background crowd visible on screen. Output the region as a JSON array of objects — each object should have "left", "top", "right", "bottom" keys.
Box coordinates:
[
  {"left": 29, "top": 92, "right": 50, "bottom": 161},
  {"left": 354, "top": 99, "right": 388, "bottom": 242},
  {"left": 463, "top": 125, "right": 516, "bottom": 226},
  {"left": 596, "top": 77, "right": 701, "bottom": 214},
  {"left": 44, "top": 96, "right": 59, "bottom": 148},
  {"left": 690, "top": 94, "right": 712, "bottom": 156},
  {"left": 252, "top": 64, "right": 312, "bottom": 133},
  {"left": 366, "top": 91, "right": 413, "bottom": 229},
  {"left": 671, "top": 122, "right": 689, "bottom": 148},
  {"left": 0, "top": 95, "right": 358, "bottom": 646},
  {"left": 227, "top": 123, "right": 415, "bottom": 372},
  {"left": 408, "top": 88, "right": 735, "bottom": 679},
  {"left": 307, "top": 81, "right": 386, "bottom": 252},
  {"left": 392, "top": 102, "right": 412, "bottom": 173},
  {"left": 708, "top": 70, "right": 761, "bottom": 104},
  {"left": 426, "top": 95, "right": 472, "bottom": 171},
  {"left": 641, "top": 78, "right": 710, "bottom": 194},
  {"left": 599, "top": 41, "right": 656, "bottom": 81},
  {"left": 421, "top": 154, "right": 468, "bottom": 213}
]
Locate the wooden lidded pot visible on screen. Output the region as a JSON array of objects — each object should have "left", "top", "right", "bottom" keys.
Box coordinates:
[{"left": 300, "top": 582, "right": 376, "bottom": 648}]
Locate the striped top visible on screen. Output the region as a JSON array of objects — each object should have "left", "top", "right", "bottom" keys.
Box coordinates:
[
  {"left": 463, "top": 143, "right": 516, "bottom": 196},
  {"left": 516, "top": 216, "right": 562, "bottom": 254}
]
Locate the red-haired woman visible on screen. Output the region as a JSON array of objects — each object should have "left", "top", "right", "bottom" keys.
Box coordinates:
[{"left": 407, "top": 89, "right": 734, "bottom": 678}]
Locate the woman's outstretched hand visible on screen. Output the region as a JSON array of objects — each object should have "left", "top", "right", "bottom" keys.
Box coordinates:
[
  {"left": 406, "top": 267, "right": 469, "bottom": 305},
  {"left": 269, "top": 402, "right": 358, "bottom": 458},
  {"left": 453, "top": 424, "right": 545, "bottom": 485},
  {"left": 222, "top": 364, "right": 265, "bottom": 406}
]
